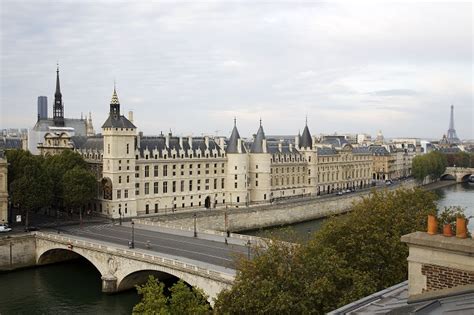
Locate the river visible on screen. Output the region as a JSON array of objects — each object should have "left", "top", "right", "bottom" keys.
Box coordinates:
[
  {"left": 0, "top": 182, "right": 472, "bottom": 314},
  {"left": 246, "top": 181, "right": 474, "bottom": 241}
]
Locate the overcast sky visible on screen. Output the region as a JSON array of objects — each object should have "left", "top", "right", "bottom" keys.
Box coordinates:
[{"left": 1, "top": 1, "right": 472, "bottom": 139}]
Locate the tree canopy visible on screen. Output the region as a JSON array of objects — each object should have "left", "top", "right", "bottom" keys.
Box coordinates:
[
  {"left": 412, "top": 151, "right": 447, "bottom": 182},
  {"left": 215, "top": 188, "right": 438, "bottom": 314},
  {"left": 132, "top": 276, "right": 211, "bottom": 315}
]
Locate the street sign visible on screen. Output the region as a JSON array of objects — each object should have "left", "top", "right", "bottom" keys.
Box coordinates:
[{"left": 16, "top": 215, "right": 21, "bottom": 222}]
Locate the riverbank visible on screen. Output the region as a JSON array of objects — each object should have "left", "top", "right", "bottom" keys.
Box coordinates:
[
  {"left": 144, "top": 179, "right": 417, "bottom": 233},
  {"left": 420, "top": 179, "right": 458, "bottom": 191}
]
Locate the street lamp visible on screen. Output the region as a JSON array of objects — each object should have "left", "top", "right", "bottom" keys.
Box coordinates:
[
  {"left": 193, "top": 212, "right": 197, "bottom": 237},
  {"left": 130, "top": 221, "right": 135, "bottom": 249},
  {"left": 246, "top": 240, "right": 251, "bottom": 259}
]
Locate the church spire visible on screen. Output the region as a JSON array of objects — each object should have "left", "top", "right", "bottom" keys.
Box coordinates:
[
  {"left": 53, "top": 64, "right": 65, "bottom": 127},
  {"left": 109, "top": 86, "right": 121, "bottom": 119}
]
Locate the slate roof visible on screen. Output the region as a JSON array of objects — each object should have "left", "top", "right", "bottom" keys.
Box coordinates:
[
  {"left": 71, "top": 136, "right": 104, "bottom": 151},
  {"left": 138, "top": 136, "right": 224, "bottom": 158},
  {"left": 352, "top": 147, "right": 371, "bottom": 154},
  {"left": 300, "top": 125, "right": 312, "bottom": 149},
  {"left": 250, "top": 125, "right": 269, "bottom": 153},
  {"left": 328, "top": 281, "right": 474, "bottom": 315},
  {"left": 369, "top": 146, "right": 390, "bottom": 156},
  {"left": 101, "top": 115, "right": 136, "bottom": 129},
  {"left": 0, "top": 138, "right": 22, "bottom": 150},
  {"left": 226, "top": 125, "right": 246, "bottom": 153},
  {"left": 317, "top": 147, "right": 338, "bottom": 155}
]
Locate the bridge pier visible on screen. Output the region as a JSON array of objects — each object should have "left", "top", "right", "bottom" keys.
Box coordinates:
[{"left": 101, "top": 275, "right": 118, "bottom": 293}]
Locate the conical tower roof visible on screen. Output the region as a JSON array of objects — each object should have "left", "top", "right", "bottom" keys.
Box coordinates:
[
  {"left": 250, "top": 120, "right": 268, "bottom": 153},
  {"left": 226, "top": 119, "right": 246, "bottom": 153},
  {"left": 300, "top": 124, "right": 312, "bottom": 149}
]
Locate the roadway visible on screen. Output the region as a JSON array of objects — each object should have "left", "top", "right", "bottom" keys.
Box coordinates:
[{"left": 54, "top": 223, "right": 249, "bottom": 270}]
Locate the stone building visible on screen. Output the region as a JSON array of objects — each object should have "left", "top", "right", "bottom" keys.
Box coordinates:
[
  {"left": 41, "top": 88, "right": 373, "bottom": 219},
  {"left": 0, "top": 151, "right": 8, "bottom": 224},
  {"left": 28, "top": 66, "right": 94, "bottom": 154}
]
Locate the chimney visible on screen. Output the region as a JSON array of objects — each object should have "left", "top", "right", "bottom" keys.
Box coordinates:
[
  {"left": 237, "top": 138, "right": 242, "bottom": 153},
  {"left": 295, "top": 135, "right": 299, "bottom": 149},
  {"left": 165, "top": 133, "right": 170, "bottom": 148},
  {"left": 289, "top": 143, "right": 293, "bottom": 152},
  {"left": 128, "top": 111, "right": 134, "bottom": 123},
  {"left": 401, "top": 231, "right": 474, "bottom": 303},
  {"left": 219, "top": 137, "right": 225, "bottom": 150},
  {"left": 188, "top": 136, "right": 193, "bottom": 150},
  {"left": 204, "top": 136, "right": 209, "bottom": 149},
  {"left": 263, "top": 139, "right": 268, "bottom": 153},
  {"left": 137, "top": 131, "right": 143, "bottom": 149},
  {"left": 179, "top": 137, "right": 183, "bottom": 149},
  {"left": 278, "top": 141, "right": 282, "bottom": 152}
]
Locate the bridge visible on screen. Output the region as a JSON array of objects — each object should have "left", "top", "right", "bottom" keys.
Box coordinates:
[
  {"left": 31, "top": 222, "right": 254, "bottom": 305},
  {"left": 441, "top": 167, "right": 474, "bottom": 182}
]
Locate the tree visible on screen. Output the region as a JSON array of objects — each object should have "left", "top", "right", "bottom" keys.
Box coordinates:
[
  {"left": 10, "top": 154, "right": 52, "bottom": 228},
  {"left": 133, "top": 276, "right": 211, "bottom": 315},
  {"left": 63, "top": 167, "right": 97, "bottom": 224},
  {"left": 215, "top": 188, "right": 437, "bottom": 314},
  {"left": 412, "top": 151, "right": 447, "bottom": 182}
]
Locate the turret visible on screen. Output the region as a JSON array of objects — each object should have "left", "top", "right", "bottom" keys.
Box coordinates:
[
  {"left": 249, "top": 119, "right": 271, "bottom": 203},
  {"left": 53, "top": 65, "right": 65, "bottom": 127},
  {"left": 225, "top": 118, "right": 249, "bottom": 207}
]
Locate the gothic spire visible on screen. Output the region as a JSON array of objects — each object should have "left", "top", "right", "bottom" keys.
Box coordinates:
[{"left": 53, "top": 64, "right": 65, "bottom": 127}]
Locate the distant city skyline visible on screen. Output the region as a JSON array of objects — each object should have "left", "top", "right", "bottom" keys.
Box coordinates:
[{"left": 1, "top": 1, "right": 472, "bottom": 139}]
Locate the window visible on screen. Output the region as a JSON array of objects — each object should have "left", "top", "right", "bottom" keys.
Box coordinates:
[
  {"left": 126, "top": 143, "right": 129, "bottom": 154},
  {"left": 234, "top": 174, "right": 238, "bottom": 180},
  {"left": 163, "top": 165, "right": 168, "bottom": 176},
  {"left": 221, "top": 178, "right": 225, "bottom": 189},
  {"left": 256, "top": 180, "right": 258, "bottom": 187},
  {"left": 118, "top": 176, "right": 122, "bottom": 184},
  {"left": 234, "top": 182, "right": 238, "bottom": 189},
  {"left": 135, "top": 183, "right": 140, "bottom": 196},
  {"left": 214, "top": 178, "right": 217, "bottom": 190},
  {"left": 117, "top": 190, "right": 121, "bottom": 199},
  {"left": 256, "top": 173, "right": 258, "bottom": 178},
  {"left": 145, "top": 183, "right": 150, "bottom": 194},
  {"left": 163, "top": 182, "right": 168, "bottom": 193},
  {"left": 172, "top": 181, "right": 176, "bottom": 193},
  {"left": 256, "top": 164, "right": 259, "bottom": 169},
  {"left": 180, "top": 180, "right": 184, "bottom": 192},
  {"left": 124, "top": 189, "right": 128, "bottom": 198},
  {"left": 154, "top": 165, "right": 158, "bottom": 177},
  {"left": 237, "top": 196, "right": 240, "bottom": 203},
  {"left": 108, "top": 144, "right": 110, "bottom": 154},
  {"left": 154, "top": 204, "right": 158, "bottom": 213},
  {"left": 145, "top": 204, "right": 149, "bottom": 214},
  {"left": 126, "top": 176, "right": 130, "bottom": 183},
  {"left": 145, "top": 165, "right": 149, "bottom": 177},
  {"left": 189, "top": 180, "right": 193, "bottom": 191},
  {"left": 154, "top": 182, "right": 158, "bottom": 194}
]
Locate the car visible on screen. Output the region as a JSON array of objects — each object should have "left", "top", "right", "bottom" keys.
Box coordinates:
[
  {"left": 0, "top": 224, "right": 12, "bottom": 233},
  {"left": 337, "top": 191, "right": 344, "bottom": 196}
]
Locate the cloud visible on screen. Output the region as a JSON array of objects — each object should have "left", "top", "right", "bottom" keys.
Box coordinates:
[{"left": 0, "top": 1, "right": 472, "bottom": 139}]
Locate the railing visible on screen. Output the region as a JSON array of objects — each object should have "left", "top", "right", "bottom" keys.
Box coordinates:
[{"left": 34, "top": 232, "right": 235, "bottom": 284}]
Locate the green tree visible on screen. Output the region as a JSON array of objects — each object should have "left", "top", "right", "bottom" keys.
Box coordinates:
[
  {"left": 63, "top": 167, "right": 97, "bottom": 224},
  {"left": 412, "top": 151, "right": 447, "bottom": 182},
  {"left": 133, "top": 276, "right": 211, "bottom": 315},
  {"left": 215, "top": 188, "right": 437, "bottom": 314},
  {"left": 10, "top": 154, "right": 52, "bottom": 228}
]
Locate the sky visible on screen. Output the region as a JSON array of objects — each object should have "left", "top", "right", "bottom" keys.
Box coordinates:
[{"left": 0, "top": 1, "right": 472, "bottom": 139}]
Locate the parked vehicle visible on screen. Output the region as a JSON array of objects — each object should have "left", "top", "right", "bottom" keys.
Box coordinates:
[
  {"left": 0, "top": 224, "right": 12, "bottom": 233},
  {"left": 24, "top": 226, "right": 40, "bottom": 232}
]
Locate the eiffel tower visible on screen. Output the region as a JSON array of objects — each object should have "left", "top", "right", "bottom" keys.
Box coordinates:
[{"left": 446, "top": 105, "right": 460, "bottom": 144}]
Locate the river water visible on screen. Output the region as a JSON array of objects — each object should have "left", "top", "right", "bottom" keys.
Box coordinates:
[
  {"left": 0, "top": 182, "right": 472, "bottom": 314},
  {"left": 246, "top": 182, "right": 474, "bottom": 241}
]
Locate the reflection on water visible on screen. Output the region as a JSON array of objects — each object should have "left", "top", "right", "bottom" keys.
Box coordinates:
[
  {"left": 246, "top": 182, "right": 474, "bottom": 241},
  {"left": 0, "top": 259, "right": 140, "bottom": 315}
]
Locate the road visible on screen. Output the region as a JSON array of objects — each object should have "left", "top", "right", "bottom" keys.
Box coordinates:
[{"left": 55, "top": 223, "right": 249, "bottom": 269}]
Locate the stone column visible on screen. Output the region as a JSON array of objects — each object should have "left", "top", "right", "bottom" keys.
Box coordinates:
[{"left": 101, "top": 275, "right": 117, "bottom": 293}]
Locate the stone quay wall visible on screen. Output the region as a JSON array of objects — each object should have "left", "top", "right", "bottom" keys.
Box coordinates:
[
  {"left": 150, "top": 180, "right": 417, "bottom": 232},
  {"left": 0, "top": 234, "right": 36, "bottom": 271}
]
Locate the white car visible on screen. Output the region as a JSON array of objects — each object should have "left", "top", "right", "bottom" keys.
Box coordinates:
[{"left": 0, "top": 224, "right": 12, "bottom": 233}]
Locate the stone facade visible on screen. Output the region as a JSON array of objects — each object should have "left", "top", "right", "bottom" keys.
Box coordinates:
[{"left": 0, "top": 153, "right": 8, "bottom": 224}]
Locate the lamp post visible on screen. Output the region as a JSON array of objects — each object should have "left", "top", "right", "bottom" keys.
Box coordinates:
[
  {"left": 119, "top": 209, "right": 122, "bottom": 226},
  {"left": 193, "top": 212, "right": 197, "bottom": 237},
  {"left": 246, "top": 240, "right": 251, "bottom": 259},
  {"left": 131, "top": 221, "right": 135, "bottom": 248}
]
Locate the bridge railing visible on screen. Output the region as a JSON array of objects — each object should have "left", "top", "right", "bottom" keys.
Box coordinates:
[{"left": 34, "top": 232, "right": 235, "bottom": 284}]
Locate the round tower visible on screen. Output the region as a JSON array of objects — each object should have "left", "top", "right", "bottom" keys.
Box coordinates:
[{"left": 249, "top": 120, "right": 271, "bottom": 203}]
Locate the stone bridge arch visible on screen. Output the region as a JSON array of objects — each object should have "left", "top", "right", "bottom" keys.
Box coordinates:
[{"left": 34, "top": 233, "right": 233, "bottom": 305}]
